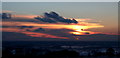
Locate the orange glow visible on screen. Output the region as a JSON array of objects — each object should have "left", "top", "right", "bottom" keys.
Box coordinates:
[
  {"left": 71, "top": 32, "right": 82, "bottom": 35},
  {"left": 2, "top": 28, "right": 69, "bottom": 39},
  {"left": 22, "top": 32, "right": 69, "bottom": 39},
  {"left": 2, "top": 21, "right": 104, "bottom": 36},
  {"left": 70, "top": 30, "right": 101, "bottom": 35},
  {"left": 68, "top": 24, "right": 103, "bottom": 35},
  {"left": 2, "top": 11, "right": 118, "bottom": 40},
  {"left": 21, "top": 22, "right": 103, "bottom": 29},
  {"left": 2, "top": 10, "right": 13, "bottom": 13},
  {"left": 2, "top": 28, "right": 22, "bottom": 32}
]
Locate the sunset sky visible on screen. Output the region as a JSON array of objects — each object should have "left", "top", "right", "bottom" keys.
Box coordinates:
[{"left": 1, "top": 2, "right": 118, "bottom": 41}]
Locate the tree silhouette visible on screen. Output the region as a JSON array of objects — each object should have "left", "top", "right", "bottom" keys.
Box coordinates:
[{"left": 106, "top": 48, "right": 115, "bottom": 56}]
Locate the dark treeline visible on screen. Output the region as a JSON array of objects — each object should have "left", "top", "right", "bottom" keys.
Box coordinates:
[{"left": 2, "top": 47, "right": 120, "bottom": 58}]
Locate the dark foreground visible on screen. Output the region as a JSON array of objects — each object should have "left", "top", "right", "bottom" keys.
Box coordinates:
[{"left": 2, "top": 41, "right": 120, "bottom": 58}]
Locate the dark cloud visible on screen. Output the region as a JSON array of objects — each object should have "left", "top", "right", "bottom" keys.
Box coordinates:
[
  {"left": 35, "top": 11, "right": 78, "bottom": 24},
  {"left": 84, "top": 32, "right": 90, "bottom": 35},
  {"left": 40, "top": 29, "right": 76, "bottom": 39},
  {"left": 33, "top": 28, "right": 45, "bottom": 32},
  {"left": 17, "top": 26, "right": 34, "bottom": 29}
]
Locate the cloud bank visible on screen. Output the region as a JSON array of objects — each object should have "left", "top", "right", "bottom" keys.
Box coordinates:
[
  {"left": 35, "top": 11, "right": 78, "bottom": 24},
  {"left": 3, "top": 11, "right": 117, "bottom": 41}
]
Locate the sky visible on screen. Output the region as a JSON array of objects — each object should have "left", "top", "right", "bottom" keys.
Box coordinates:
[
  {"left": 2, "top": 0, "right": 120, "bottom": 2},
  {"left": 1, "top": 2, "right": 119, "bottom": 41}
]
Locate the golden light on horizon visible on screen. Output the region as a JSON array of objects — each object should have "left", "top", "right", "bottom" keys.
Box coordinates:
[
  {"left": 68, "top": 23, "right": 104, "bottom": 35},
  {"left": 71, "top": 32, "right": 82, "bottom": 35},
  {"left": 69, "top": 25, "right": 88, "bottom": 35},
  {"left": 2, "top": 20, "right": 104, "bottom": 39}
]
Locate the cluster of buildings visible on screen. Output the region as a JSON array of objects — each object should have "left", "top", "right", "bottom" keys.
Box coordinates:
[{"left": 2, "top": 46, "right": 120, "bottom": 57}]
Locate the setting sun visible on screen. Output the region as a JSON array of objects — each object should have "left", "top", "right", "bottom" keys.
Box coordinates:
[{"left": 71, "top": 32, "right": 82, "bottom": 35}]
